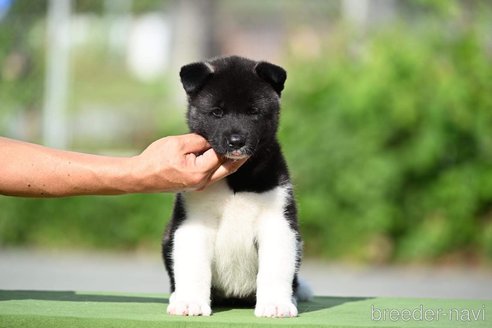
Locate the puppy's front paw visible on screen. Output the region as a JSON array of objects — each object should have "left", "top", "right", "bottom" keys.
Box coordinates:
[
  {"left": 167, "top": 295, "right": 212, "bottom": 316},
  {"left": 254, "top": 301, "right": 298, "bottom": 318}
]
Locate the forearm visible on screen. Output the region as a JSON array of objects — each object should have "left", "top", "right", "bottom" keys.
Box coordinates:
[
  {"left": 0, "top": 135, "right": 247, "bottom": 197},
  {"left": 0, "top": 137, "right": 139, "bottom": 197}
]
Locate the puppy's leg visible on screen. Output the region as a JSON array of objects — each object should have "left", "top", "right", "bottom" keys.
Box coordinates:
[
  {"left": 255, "top": 207, "right": 299, "bottom": 318},
  {"left": 167, "top": 217, "right": 216, "bottom": 316}
]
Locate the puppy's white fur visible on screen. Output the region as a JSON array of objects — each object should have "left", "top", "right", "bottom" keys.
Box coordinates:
[{"left": 168, "top": 181, "right": 300, "bottom": 317}]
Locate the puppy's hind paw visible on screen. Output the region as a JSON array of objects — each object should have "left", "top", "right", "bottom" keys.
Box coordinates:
[
  {"left": 254, "top": 301, "right": 298, "bottom": 318},
  {"left": 167, "top": 299, "right": 212, "bottom": 316}
]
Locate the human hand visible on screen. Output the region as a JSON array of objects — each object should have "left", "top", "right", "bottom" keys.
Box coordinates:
[{"left": 132, "top": 134, "right": 247, "bottom": 192}]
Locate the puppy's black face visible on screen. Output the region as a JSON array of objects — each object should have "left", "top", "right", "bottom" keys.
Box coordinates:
[{"left": 180, "top": 56, "right": 287, "bottom": 159}]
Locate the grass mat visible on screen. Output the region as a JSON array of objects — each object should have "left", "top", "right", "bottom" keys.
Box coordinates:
[{"left": 0, "top": 290, "right": 490, "bottom": 327}]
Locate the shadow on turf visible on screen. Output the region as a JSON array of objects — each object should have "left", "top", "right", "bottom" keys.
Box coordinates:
[
  {"left": 297, "top": 296, "right": 372, "bottom": 314},
  {"left": 213, "top": 296, "right": 372, "bottom": 315},
  {"left": 0, "top": 290, "right": 168, "bottom": 304},
  {"left": 1, "top": 290, "right": 370, "bottom": 315}
]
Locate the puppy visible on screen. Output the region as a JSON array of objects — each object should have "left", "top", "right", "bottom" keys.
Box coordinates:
[{"left": 162, "top": 56, "right": 311, "bottom": 318}]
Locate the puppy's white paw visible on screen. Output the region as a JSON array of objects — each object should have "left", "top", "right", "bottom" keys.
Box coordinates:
[
  {"left": 254, "top": 301, "right": 298, "bottom": 318},
  {"left": 167, "top": 295, "right": 211, "bottom": 316}
]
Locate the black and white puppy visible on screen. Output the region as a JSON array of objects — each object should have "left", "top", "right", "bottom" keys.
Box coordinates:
[{"left": 162, "top": 56, "right": 311, "bottom": 318}]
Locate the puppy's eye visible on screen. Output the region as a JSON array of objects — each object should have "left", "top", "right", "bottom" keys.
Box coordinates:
[
  {"left": 211, "top": 107, "right": 223, "bottom": 118},
  {"left": 250, "top": 107, "right": 260, "bottom": 115}
]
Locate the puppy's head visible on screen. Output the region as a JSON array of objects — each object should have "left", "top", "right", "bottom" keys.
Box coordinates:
[{"left": 180, "top": 56, "right": 286, "bottom": 159}]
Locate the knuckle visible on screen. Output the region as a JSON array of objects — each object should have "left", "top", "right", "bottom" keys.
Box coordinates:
[
  {"left": 190, "top": 172, "right": 207, "bottom": 185},
  {"left": 164, "top": 137, "right": 182, "bottom": 151}
]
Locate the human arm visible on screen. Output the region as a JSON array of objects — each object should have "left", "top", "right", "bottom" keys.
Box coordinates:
[{"left": 0, "top": 134, "right": 246, "bottom": 197}]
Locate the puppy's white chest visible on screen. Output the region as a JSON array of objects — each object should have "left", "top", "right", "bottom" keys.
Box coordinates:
[
  {"left": 213, "top": 192, "right": 261, "bottom": 297},
  {"left": 216, "top": 193, "right": 259, "bottom": 253},
  {"left": 184, "top": 181, "right": 289, "bottom": 298}
]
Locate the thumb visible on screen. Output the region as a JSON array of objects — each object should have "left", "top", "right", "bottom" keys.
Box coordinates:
[{"left": 180, "top": 133, "right": 212, "bottom": 154}]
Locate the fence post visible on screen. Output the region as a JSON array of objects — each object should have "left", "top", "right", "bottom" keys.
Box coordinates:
[{"left": 42, "top": 0, "right": 72, "bottom": 148}]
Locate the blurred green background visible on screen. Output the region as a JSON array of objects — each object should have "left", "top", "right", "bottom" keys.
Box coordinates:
[{"left": 1, "top": 0, "right": 491, "bottom": 265}]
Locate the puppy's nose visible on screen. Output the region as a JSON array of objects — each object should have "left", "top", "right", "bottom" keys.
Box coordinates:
[{"left": 227, "top": 134, "right": 246, "bottom": 149}]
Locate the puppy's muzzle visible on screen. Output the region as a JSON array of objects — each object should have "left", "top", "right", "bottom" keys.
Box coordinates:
[
  {"left": 227, "top": 134, "right": 246, "bottom": 150},
  {"left": 224, "top": 133, "right": 250, "bottom": 160}
]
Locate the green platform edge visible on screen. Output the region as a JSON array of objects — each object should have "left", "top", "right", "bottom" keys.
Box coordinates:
[{"left": 0, "top": 290, "right": 490, "bottom": 328}]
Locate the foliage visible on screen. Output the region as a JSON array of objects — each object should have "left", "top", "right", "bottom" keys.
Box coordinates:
[
  {"left": 0, "top": 194, "right": 174, "bottom": 250},
  {"left": 280, "top": 22, "right": 492, "bottom": 262},
  {"left": 0, "top": 4, "right": 45, "bottom": 123}
]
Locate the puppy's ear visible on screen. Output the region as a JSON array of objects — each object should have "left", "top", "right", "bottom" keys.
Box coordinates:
[
  {"left": 180, "top": 62, "right": 214, "bottom": 95},
  {"left": 255, "top": 61, "right": 287, "bottom": 95}
]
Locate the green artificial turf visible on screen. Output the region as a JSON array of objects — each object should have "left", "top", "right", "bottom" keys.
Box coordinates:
[{"left": 0, "top": 290, "right": 490, "bottom": 327}]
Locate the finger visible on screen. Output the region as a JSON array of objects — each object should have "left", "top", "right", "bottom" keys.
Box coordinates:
[
  {"left": 179, "top": 134, "right": 212, "bottom": 154},
  {"left": 207, "top": 158, "right": 248, "bottom": 186},
  {"left": 194, "top": 148, "right": 224, "bottom": 171}
]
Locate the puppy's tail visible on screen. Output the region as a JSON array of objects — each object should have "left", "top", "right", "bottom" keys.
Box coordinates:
[{"left": 295, "top": 276, "right": 313, "bottom": 302}]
